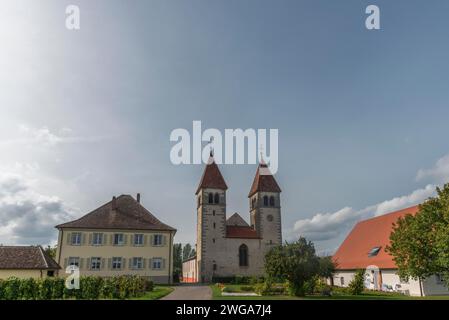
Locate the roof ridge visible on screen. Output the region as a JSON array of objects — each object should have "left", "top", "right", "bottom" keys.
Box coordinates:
[
  {"left": 359, "top": 205, "right": 420, "bottom": 223},
  {"left": 37, "top": 246, "right": 48, "bottom": 268}
]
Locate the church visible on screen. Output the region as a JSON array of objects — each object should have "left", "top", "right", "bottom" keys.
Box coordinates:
[{"left": 182, "top": 153, "right": 282, "bottom": 283}]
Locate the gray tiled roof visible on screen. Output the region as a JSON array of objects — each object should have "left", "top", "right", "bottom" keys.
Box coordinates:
[
  {"left": 0, "top": 246, "right": 60, "bottom": 270},
  {"left": 56, "top": 195, "right": 176, "bottom": 231}
]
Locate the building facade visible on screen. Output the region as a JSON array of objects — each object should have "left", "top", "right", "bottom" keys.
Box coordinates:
[
  {"left": 0, "top": 246, "right": 60, "bottom": 279},
  {"left": 187, "top": 154, "right": 282, "bottom": 283},
  {"left": 332, "top": 205, "right": 449, "bottom": 296},
  {"left": 55, "top": 194, "right": 176, "bottom": 284}
]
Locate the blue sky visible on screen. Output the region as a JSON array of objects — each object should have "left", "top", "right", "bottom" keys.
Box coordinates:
[{"left": 1, "top": 0, "right": 449, "bottom": 252}]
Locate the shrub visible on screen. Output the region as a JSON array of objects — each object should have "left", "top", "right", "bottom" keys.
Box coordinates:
[
  {"left": 19, "top": 278, "right": 38, "bottom": 300},
  {"left": 348, "top": 269, "right": 365, "bottom": 295},
  {"left": 249, "top": 276, "right": 264, "bottom": 285},
  {"left": 80, "top": 276, "right": 103, "bottom": 299},
  {"left": 39, "top": 278, "right": 54, "bottom": 300},
  {"left": 144, "top": 278, "right": 154, "bottom": 292},
  {"left": 52, "top": 278, "right": 65, "bottom": 299},
  {"left": 315, "top": 279, "right": 332, "bottom": 296},
  {"left": 4, "top": 277, "right": 21, "bottom": 300},
  {"left": 255, "top": 280, "right": 273, "bottom": 296},
  {"left": 0, "top": 275, "right": 152, "bottom": 300},
  {"left": 0, "top": 280, "right": 5, "bottom": 300},
  {"left": 100, "top": 278, "right": 115, "bottom": 299}
]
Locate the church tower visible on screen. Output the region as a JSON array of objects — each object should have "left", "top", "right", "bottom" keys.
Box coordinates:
[
  {"left": 248, "top": 162, "right": 282, "bottom": 249},
  {"left": 195, "top": 153, "right": 228, "bottom": 282}
]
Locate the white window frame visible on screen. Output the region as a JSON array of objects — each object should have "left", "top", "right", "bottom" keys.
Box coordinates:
[
  {"left": 114, "top": 233, "right": 124, "bottom": 246},
  {"left": 152, "top": 258, "right": 162, "bottom": 270},
  {"left": 91, "top": 257, "right": 101, "bottom": 270},
  {"left": 153, "top": 234, "right": 163, "bottom": 246},
  {"left": 134, "top": 234, "right": 144, "bottom": 246},
  {"left": 132, "top": 257, "right": 143, "bottom": 270},
  {"left": 93, "top": 233, "right": 103, "bottom": 246},
  {"left": 71, "top": 233, "right": 82, "bottom": 245},
  {"left": 112, "top": 257, "right": 122, "bottom": 270},
  {"left": 68, "top": 257, "right": 80, "bottom": 267}
]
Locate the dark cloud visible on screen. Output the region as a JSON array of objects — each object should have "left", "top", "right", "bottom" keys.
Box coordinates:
[{"left": 0, "top": 173, "right": 75, "bottom": 245}]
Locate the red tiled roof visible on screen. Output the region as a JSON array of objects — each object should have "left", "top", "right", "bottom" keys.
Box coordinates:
[
  {"left": 226, "top": 226, "right": 260, "bottom": 239},
  {"left": 248, "top": 163, "right": 281, "bottom": 197},
  {"left": 226, "top": 213, "right": 250, "bottom": 227},
  {"left": 0, "top": 246, "right": 61, "bottom": 270},
  {"left": 195, "top": 157, "right": 228, "bottom": 194},
  {"left": 333, "top": 205, "right": 420, "bottom": 270},
  {"left": 56, "top": 195, "right": 176, "bottom": 231}
]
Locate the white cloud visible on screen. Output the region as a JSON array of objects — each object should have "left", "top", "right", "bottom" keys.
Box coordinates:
[
  {"left": 288, "top": 184, "right": 436, "bottom": 244},
  {"left": 416, "top": 153, "right": 449, "bottom": 184},
  {"left": 0, "top": 172, "right": 78, "bottom": 246},
  {"left": 0, "top": 125, "right": 110, "bottom": 148}
]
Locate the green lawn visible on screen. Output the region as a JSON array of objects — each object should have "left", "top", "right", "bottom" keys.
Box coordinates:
[
  {"left": 130, "top": 286, "right": 174, "bottom": 300},
  {"left": 210, "top": 284, "right": 449, "bottom": 300}
]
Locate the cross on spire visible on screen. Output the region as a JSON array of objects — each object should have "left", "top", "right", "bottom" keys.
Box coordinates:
[
  {"left": 209, "top": 137, "right": 214, "bottom": 157},
  {"left": 259, "top": 144, "right": 265, "bottom": 164}
]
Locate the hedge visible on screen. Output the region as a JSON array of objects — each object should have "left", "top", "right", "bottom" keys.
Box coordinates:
[{"left": 0, "top": 275, "right": 153, "bottom": 300}]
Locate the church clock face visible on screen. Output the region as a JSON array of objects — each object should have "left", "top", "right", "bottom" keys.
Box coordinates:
[{"left": 267, "top": 214, "right": 273, "bottom": 222}]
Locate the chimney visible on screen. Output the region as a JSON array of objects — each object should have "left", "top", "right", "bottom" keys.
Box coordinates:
[
  {"left": 112, "top": 196, "right": 117, "bottom": 210},
  {"left": 137, "top": 193, "right": 141, "bottom": 203}
]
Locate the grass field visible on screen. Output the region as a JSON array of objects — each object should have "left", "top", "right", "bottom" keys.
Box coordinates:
[{"left": 210, "top": 284, "right": 449, "bottom": 300}]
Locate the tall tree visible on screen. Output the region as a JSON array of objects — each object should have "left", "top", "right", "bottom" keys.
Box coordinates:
[
  {"left": 264, "top": 237, "right": 325, "bottom": 296},
  {"left": 172, "top": 243, "right": 182, "bottom": 282},
  {"left": 182, "top": 243, "right": 194, "bottom": 261},
  {"left": 387, "top": 184, "right": 449, "bottom": 284}
]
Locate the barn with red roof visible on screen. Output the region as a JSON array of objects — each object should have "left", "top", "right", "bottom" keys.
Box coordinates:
[{"left": 332, "top": 205, "right": 449, "bottom": 296}]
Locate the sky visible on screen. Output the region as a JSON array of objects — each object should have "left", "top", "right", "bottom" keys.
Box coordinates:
[{"left": 1, "top": 0, "right": 449, "bottom": 253}]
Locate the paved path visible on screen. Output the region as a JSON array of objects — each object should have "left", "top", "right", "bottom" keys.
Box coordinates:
[{"left": 162, "top": 285, "right": 212, "bottom": 300}]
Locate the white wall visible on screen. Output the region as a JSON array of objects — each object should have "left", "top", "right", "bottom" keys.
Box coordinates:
[
  {"left": 422, "top": 275, "right": 449, "bottom": 296},
  {"left": 330, "top": 269, "right": 443, "bottom": 297}
]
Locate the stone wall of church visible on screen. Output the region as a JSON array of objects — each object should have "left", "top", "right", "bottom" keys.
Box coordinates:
[{"left": 212, "top": 238, "right": 265, "bottom": 277}]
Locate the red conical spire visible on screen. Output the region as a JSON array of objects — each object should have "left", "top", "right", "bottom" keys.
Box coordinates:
[
  {"left": 195, "top": 155, "right": 228, "bottom": 194},
  {"left": 248, "top": 162, "right": 281, "bottom": 197}
]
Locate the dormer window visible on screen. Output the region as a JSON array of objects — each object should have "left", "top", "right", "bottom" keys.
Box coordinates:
[{"left": 368, "top": 246, "right": 381, "bottom": 257}]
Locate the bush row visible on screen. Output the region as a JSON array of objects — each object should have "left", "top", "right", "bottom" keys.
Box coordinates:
[{"left": 0, "top": 275, "right": 153, "bottom": 300}]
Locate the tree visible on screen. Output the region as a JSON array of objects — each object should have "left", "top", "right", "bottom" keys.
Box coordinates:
[
  {"left": 172, "top": 243, "right": 182, "bottom": 282},
  {"left": 348, "top": 269, "right": 365, "bottom": 295},
  {"left": 182, "top": 243, "right": 195, "bottom": 261},
  {"left": 44, "top": 245, "right": 57, "bottom": 259},
  {"left": 264, "top": 237, "right": 321, "bottom": 296},
  {"left": 318, "top": 256, "right": 336, "bottom": 278},
  {"left": 387, "top": 184, "right": 449, "bottom": 284}
]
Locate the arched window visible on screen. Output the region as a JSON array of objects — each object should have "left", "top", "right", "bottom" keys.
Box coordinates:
[
  {"left": 263, "top": 196, "right": 268, "bottom": 206},
  {"left": 208, "top": 193, "right": 213, "bottom": 204},
  {"left": 269, "top": 196, "right": 275, "bottom": 207},
  {"left": 214, "top": 193, "right": 219, "bottom": 204},
  {"left": 239, "top": 244, "right": 248, "bottom": 267}
]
